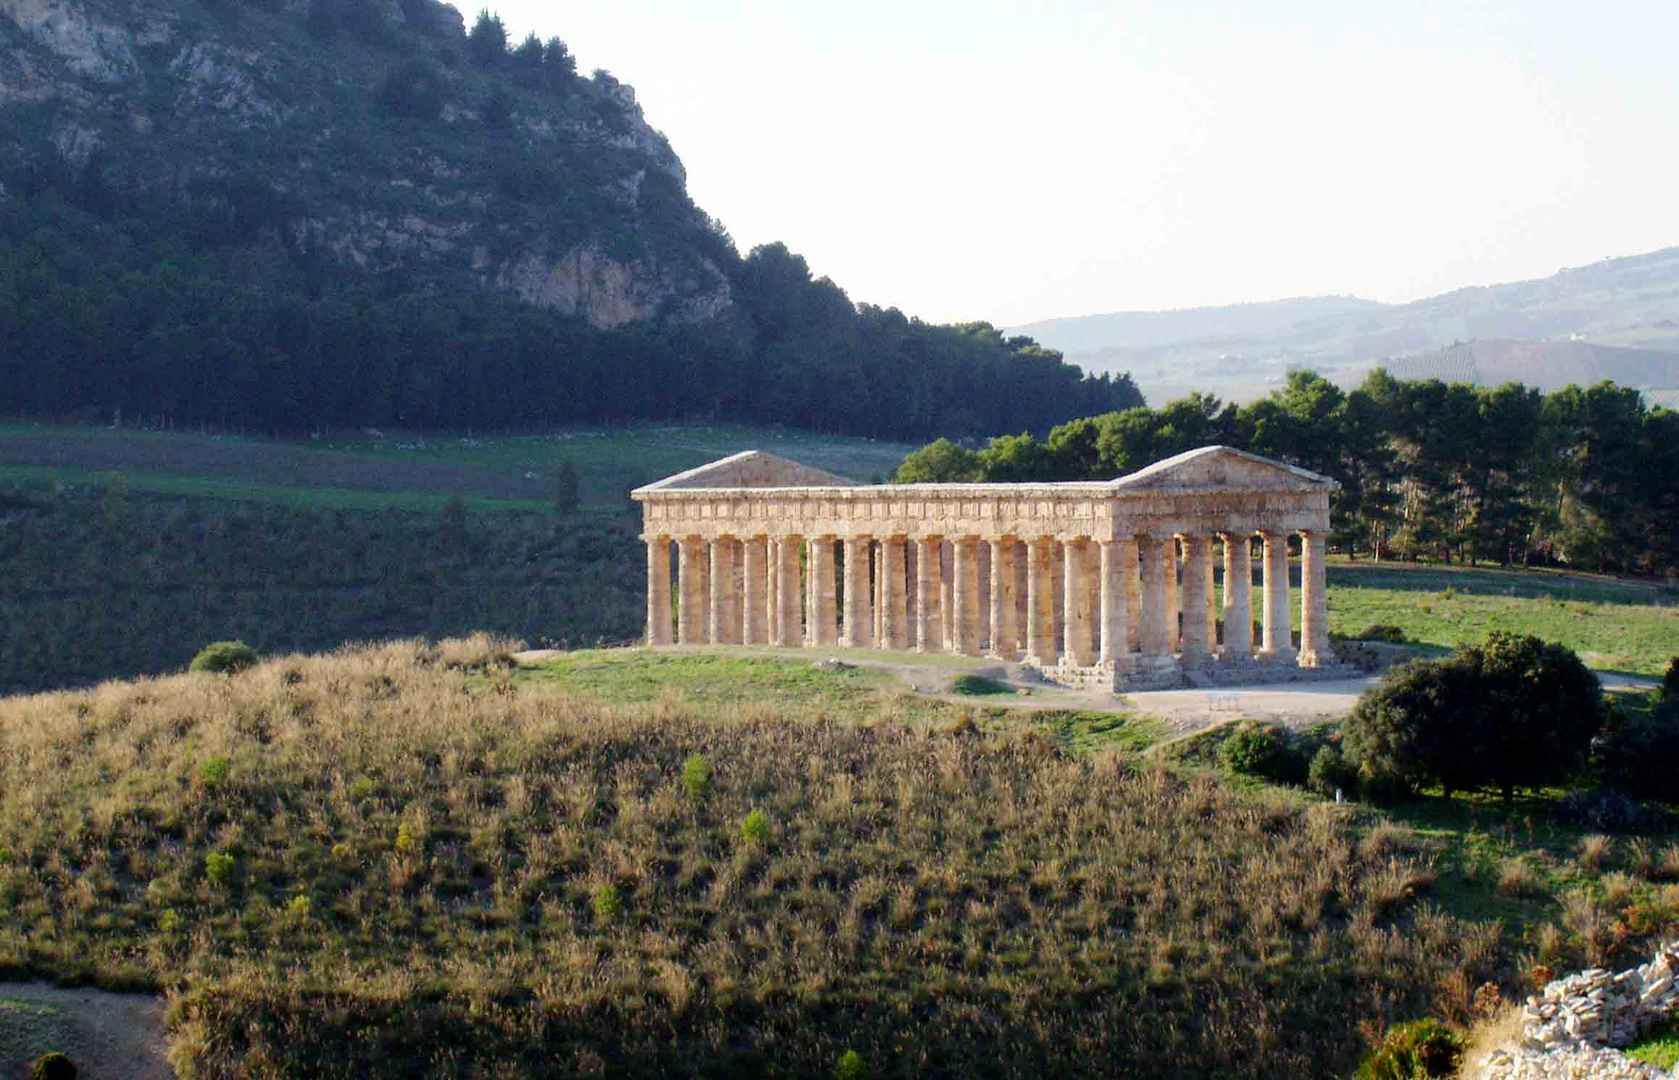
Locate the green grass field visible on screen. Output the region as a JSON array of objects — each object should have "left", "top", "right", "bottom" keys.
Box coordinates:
[{"left": 0, "top": 422, "right": 915, "bottom": 512}]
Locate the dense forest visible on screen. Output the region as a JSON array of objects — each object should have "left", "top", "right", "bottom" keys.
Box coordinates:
[
  {"left": 896, "top": 371, "right": 1679, "bottom": 577},
  {"left": 0, "top": 2, "right": 1141, "bottom": 441}
]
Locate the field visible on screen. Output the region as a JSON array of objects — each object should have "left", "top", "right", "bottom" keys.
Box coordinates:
[{"left": 0, "top": 638, "right": 1492, "bottom": 1078}]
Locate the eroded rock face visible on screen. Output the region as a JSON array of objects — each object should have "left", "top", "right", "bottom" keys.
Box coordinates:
[{"left": 0, "top": 0, "right": 733, "bottom": 328}]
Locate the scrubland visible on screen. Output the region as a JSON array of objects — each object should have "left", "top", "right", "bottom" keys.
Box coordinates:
[{"left": 0, "top": 638, "right": 1490, "bottom": 1078}]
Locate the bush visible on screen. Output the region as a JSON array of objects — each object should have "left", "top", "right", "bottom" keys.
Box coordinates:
[
  {"left": 376, "top": 60, "right": 445, "bottom": 122},
  {"left": 681, "top": 754, "right": 710, "bottom": 800},
  {"left": 739, "top": 809, "right": 770, "bottom": 847},
  {"left": 834, "top": 1049, "right": 868, "bottom": 1080},
  {"left": 951, "top": 673, "right": 1012, "bottom": 696},
  {"left": 592, "top": 883, "right": 621, "bottom": 922},
  {"left": 189, "top": 640, "right": 258, "bottom": 674},
  {"left": 205, "top": 851, "right": 236, "bottom": 888},
  {"left": 1343, "top": 634, "right": 1605, "bottom": 803},
  {"left": 1354, "top": 1018, "right": 1464, "bottom": 1080},
  {"left": 1591, "top": 701, "right": 1679, "bottom": 803},
  {"left": 198, "top": 756, "right": 231, "bottom": 790},
  {"left": 1308, "top": 745, "right": 1359, "bottom": 798},
  {"left": 1219, "top": 722, "right": 1303, "bottom": 784},
  {"left": 1554, "top": 789, "right": 1669, "bottom": 833},
  {"left": 1664, "top": 657, "right": 1679, "bottom": 702},
  {"left": 1358, "top": 624, "right": 1408, "bottom": 644},
  {"left": 30, "top": 1053, "right": 76, "bottom": 1080}
]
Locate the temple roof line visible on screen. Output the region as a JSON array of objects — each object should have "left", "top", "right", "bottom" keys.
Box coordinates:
[{"left": 633, "top": 444, "right": 1338, "bottom": 498}]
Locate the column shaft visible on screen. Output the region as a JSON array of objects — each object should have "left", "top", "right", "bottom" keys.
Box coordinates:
[
  {"left": 1123, "top": 539, "right": 1141, "bottom": 651},
  {"left": 1063, "top": 539, "right": 1095, "bottom": 666},
  {"left": 742, "top": 537, "right": 768, "bottom": 645},
  {"left": 773, "top": 535, "right": 803, "bottom": 647},
  {"left": 915, "top": 537, "right": 943, "bottom": 652},
  {"left": 988, "top": 537, "right": 1019, "bottom": 659},
  {"left": 808, "top": 537, "right": 839, "bottom": 646},
  {"left": 939, "top": 542, "right": 954, "bottom": 651},
  {"left": 767, "top": 538, "right": 780, "bottom": 644},
  {"left": 1025, "top": 537, "right": 1056, "bottom": 664},
  {"left": 708, "top": 537, "right": 740, "bottom": 645},
  {"left": 1220, "top": 534, "right": 1252, "bottom": 658},
  {"left": 1098, "top": 540, "right": 1129, "bottom": 664},
  {"left": 1260, "top": 531, "right": 1295, "bottom": 661},
  {"left": 677, "top": 537, "right": 707, "bottom": 644},
  {"left": 1179, "top": 534, "right": 1211, "bottom": 661},
  {"left": 1138, "top": 536, "right": 1171, "bottom": 656},
  {"left": 1299, "top": 531, "right": 1333, "bottom": 667},
  {"left": 645, "top": 537, "right": 673, "bottom": 646},
  {"left": 951, "top": 537, "right": 982, "bottom": 655},
  {"left": 880, "top": 537, "right": 910, "bottom": 649},
  {"left": 842, "top": 537, "right": 875, "bottom": 648}
]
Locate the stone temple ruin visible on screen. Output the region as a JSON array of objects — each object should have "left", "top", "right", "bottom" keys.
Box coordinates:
[{"left": 632, "top": 445, "right": 1356, "bottom": 690}]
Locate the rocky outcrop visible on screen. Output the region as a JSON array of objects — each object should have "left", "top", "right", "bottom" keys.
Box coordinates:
[{"left": 0, "top": 0, "right": 733, "bottom": 327}]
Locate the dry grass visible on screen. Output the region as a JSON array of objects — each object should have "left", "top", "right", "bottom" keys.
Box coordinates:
[
  {"left": 1496, "top": 858, "right": 1545, "bottom": 898},
  {"left": 1576, "top": 834, "right": 1614, "bottom": 872},
  {"left": 0, "top": 638, "right": 1492, "bottom": 1078}
]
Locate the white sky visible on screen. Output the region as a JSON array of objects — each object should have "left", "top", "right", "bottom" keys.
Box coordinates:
[{"left": 467, "top": 1, "right": 1679, "bottom": 327}]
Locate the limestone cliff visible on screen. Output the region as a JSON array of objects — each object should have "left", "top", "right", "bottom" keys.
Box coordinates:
[{"left": 0, "top": 0, "right": 733, "bottom": 328}]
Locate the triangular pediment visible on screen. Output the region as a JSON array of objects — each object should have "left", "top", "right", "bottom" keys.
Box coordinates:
[
  {"left": 1110, "top": 446, "right": 1338, "bottom": 493},
  {"left": 635, "top": 450, "right": 858, "bottom": 492}
]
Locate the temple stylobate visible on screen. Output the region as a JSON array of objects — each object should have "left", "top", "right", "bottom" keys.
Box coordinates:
[{"left": 632, "top": 445, "right": 1351, "bottom": 689}]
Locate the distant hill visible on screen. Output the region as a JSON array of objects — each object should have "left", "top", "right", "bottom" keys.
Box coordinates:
[
  {"left": 1381, "top": 339, "right": 1679, "bottom": 393},
  {"left": 1013, "top": 247, "right": 1679, "bottom": 403}
]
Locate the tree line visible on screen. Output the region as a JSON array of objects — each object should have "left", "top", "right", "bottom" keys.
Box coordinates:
[
  {"left": 895, "top": 369, "right": 1679, "bottom": 576},
  {"left": 0, "top": 192, "right": 1141, "bottom": 441}
]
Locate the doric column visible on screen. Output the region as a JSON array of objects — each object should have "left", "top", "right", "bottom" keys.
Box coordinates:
[
  {"left": 1062, "top": 538, "right": 1095, "bottom": 666},
  {"left": 951, "top": 537, "right": 982, "bottom": 655},
  {"left": 1124, "top": 538, "right": 1141, "bottom": 651},
  {"left": 1203, "top": 545, "right": 1218, "bottom": 648},
  {"left": 1179, "top": 534, "right": 1212, "bottom": 662},
  {"left": 977, "top": 539, "right": 992, "bottom": 651},
  {"left": 915, "top": 536, "right": 943, "bottom": 652},
  {"left": 645, "top": 537, "right": 673, "bottom": 646},
  {"left": 708, "top": 537, "right": 740, "bottom": 645},
  {"left": 773, "top": 535, "right": 803, "bottom": 647},
  {"left": 808, "top": 536, "right": 839, "bottom": 646},
  {"left": 879, "top": 537, "right": 909, "bottom": 649},
  {"left": 1220, "top": 532, "right": 1253, "bottom": 659},
  {"left": 842, "top": 537, "right": 875, "bottom": 648},
  {"left": 873, "top": 542, "right": 885, "bottom": 645},
  {"left": 1138, "top": 535, "right": 1171, "bottom": 657},
  {"left": 741, "top": 537, "right": 768, "bottom": 645},
  {"left": 1165, "top": 538, "right": 1181, "bottom": 654},
  {"left": 1025, "top": 536, "right": 1056, "bottom": 665},
  {"left": 767, "top": 538, "right": 780, "bottom": 644},
  {"left": 940, "top": 541, "right": 955, "bottom": 651},
  {"left": 677, "top": 536, "right": 707, "bottom": 644},
  {"left": 1299, "top": 530, "right": 1333, "bottom": 667},
  {"left": 1259, "top": 531, "right": 1295, "bottom": 662},
  {"left": 1098, "top": 540, "right": 1129, "bottom": 664},
  {"left": 988, "top": 536, "right": 1019, "bottom": 660},
  {"left": 1051, "top": 541, "right": 1066, "bottom": 656}
]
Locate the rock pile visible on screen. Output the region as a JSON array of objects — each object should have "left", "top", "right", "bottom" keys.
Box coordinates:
[{"left": 1477, "top": 941, "right": 1679, "bottom": 1079}]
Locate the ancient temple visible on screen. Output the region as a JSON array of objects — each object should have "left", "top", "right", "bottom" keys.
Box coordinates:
[{"left": 631, "top": 445, "right": 1347, "bottom": 689}]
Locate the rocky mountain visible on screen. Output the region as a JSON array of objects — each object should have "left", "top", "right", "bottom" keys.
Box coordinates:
[
  {"left": 1013, "top": 248, "right": 1679, "bottom": 404},
  {"left": 0, "top": 0, "right": 731, "bottom": 328}
]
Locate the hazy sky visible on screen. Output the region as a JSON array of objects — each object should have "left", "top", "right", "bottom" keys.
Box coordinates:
[{"left": 468, "top": 2, "right": 1679, "bottom": 327}]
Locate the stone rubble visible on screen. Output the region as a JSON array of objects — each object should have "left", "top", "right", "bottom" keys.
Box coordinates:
[{"left": 1476, "top": 941, "right": 1679, "bottom": 1079}]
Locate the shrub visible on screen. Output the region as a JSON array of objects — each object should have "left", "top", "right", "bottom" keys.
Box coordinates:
[
  {"left": 1555, "top": 789, "right": 1668, "bottom": 834},
  {"left": 30, "top": 1053, "right": 76, "bottom": 1080},
  {"left": 1308, "top": 745, "right": 1359, "bottom": 798},
  {"left": 1218, "top": 722, "right": 1302, "bottom": 783},
  {"left": 1354, "top": 1018, "right": 1464, "bottom": 1080},
  {"left": 1496, "top": 858, "right": 1544, "bottom": 898},
  {"left": 199, "top": 756, "right": 231, "bottom": 790},
  {"left": 592, "top": 883, "right": 621, "bottom": 922},
  {"left": 1663, "top": 657, "right": 1679, "bottom": 702},
  {"left": 376, "top": 60, "right": 445, "bottom": 122},
  {"left": 1592, "top": 701, "right": 1679, "bottom": 802},
  {"left": 189, "top": 640, "right": 258, "bottom": 674},
  {"left": 158, "top": 908, "right": 183, "bottom": 934},
  {"left": 739, "top": 809, "right": 770, "bottom": 847},
  {"left": 681, "top": 753, "right": 710, "bottom": 800},
  {"left": 1344, "top": 634, "right": 1605, "bottom": 803},
  {"left": 834, "top": 1049, "right": 868, "bottom": 1080},
  {"left": 951, "top": 673, "right": 1012, "bottom": 696},
  {"left": 204, "top": 851, "right": 236, "bottom": 888},
  {"left": 1358, "top": 624, "right": 1408, "bottom": 644},
  {"left": 1576, "top": 834, "right": 1613, "bottom": 871}
]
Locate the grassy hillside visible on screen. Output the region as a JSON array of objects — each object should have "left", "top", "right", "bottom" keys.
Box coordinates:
[{"left": 0, "top": 638, "right": 1488, "bottom": 1078}]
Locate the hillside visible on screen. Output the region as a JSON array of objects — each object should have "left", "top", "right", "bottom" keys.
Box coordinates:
[
  {"left": 0, "top": 638, "right": 1482, "bottom": 1077},
  {"left": 1013, "top": 247, "right": 1679, "bottom": 404},
  {"left": 0, "top": 0, "right": 1141, "bottom": 439}
]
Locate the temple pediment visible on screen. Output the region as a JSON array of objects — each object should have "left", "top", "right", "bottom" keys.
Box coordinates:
[
  {"left": 634, "top": 450, "right": 858, "bottom": 492},
  {"left": 1109, "top": 446, "right": 1337, "bottom": 494}
]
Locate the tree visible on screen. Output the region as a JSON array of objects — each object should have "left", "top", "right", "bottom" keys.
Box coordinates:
[
  {"left": 553, "top": 460, "right": 580, "bottom": 515},
  {"left": 1344, "top": 632, "right": 1604, "bottom": 803},
  {"left": 542, "top": 38, "right": 578, "bottom": 88},
  {"left": 893, "top": 438, "right": 979, "bottom": 483},
  {"left": 466, "top": 9, "right": 508, "bottom": 65},
  {"left": 376, "top": 61, "right": 445, "bottom": 121}
]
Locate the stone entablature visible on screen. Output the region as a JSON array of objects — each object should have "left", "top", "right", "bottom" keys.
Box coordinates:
[{"left": 632, "top": 446, "right": 1347, "bottom": 689}]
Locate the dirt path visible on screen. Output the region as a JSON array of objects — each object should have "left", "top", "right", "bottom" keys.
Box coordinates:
[{"left": 0, "top": 983, "right": 171, "bottom": 1079}]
